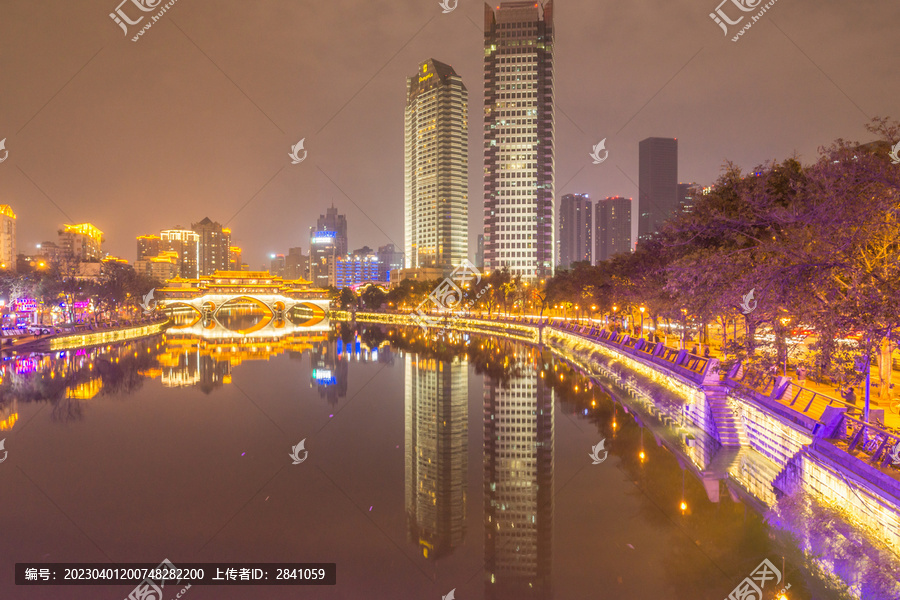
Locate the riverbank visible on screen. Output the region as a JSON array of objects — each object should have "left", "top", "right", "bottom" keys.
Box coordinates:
[{"left": 5, "top": 317, "right": 170, "bottom": 352}]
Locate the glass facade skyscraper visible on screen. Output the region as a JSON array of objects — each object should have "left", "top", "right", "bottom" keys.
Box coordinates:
[
  {"left": 404, "top": 59, "right": 468, "bottom": 273},
  {"left": 484, "top": 1, "right": 555, "bottom": 281}
]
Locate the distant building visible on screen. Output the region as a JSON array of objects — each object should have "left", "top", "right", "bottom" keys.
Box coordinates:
[
  {"left": 136, "top": 234, "right": 161, "bottom": 261},
  {"left": 404, "top": 58, "right": 468, "bottom": 273},
  {"left": 192, "top": 218, "right": 231, "bottom": 276},
  {"left": 484, "top": 1, "right": 555, "bottom": 281},
  {"left": 285, "top": 247, "right": 308, "bottom": 280},
  {"left": 309, "top": 207, "right": 347, "bottom": 288},
  {"left": 229, "top": 246, "right": 243, "bottom": 270},
  {"left": 135, "top": 250, "right": 180, "bottom": 281},
  {"left": 160, "top": 229, "right": 200, "bottom": 278},
  {"left": 336, "top": 249, "right": 381, "bottom": 288},
  {"left": 270, "top": 254, "right": 286, "bottom": 278},
  {"left": 558, "top": 194, "right": 592, "bottom": 268},
  {"left": 678, "top": 182, "right": 699, "bottom": 214},
  {"left": 596, "top": 196, "right": 632, "bottom": 262},
  {"left": 0, "top": 205, "right": 16, "bottom": 271},
  {"left": 377, "top": 244, "right": 404, "bottom": 283},
  {"left": 638, "top": 137, "right": 678, "bottom": 243},
  {"left": 59, "top": 223, "right": 103, "bottom": 262}
]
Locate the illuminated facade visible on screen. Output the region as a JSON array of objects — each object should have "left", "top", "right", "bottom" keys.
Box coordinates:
[
  {"left": 484, "top": 1, "right": 555, "bottom": 281},
  {"left": 405, "top": 355, "right": 468, "bottom": 560},
  {"left": 310, "top": 207, "right": 348, "bottom": 287},
  {"left": 637, "top": 137, "right": 678, "bottom": 243},
  {"left": 0, "top": 205, "right": 16, "bottom": 270},
  {"left": 136, "top": 235, "right": 161, "bottom": 261},
  {"left": 484, "top": 361, "right": 553, "bottom": 598},
  {"left": 596, "top": 196, "right": 632, "bottom": 261},
  {"left": 192, "top": 217, "right": 231, "bottom": 276},
  {"left": 335, "top": 251, "right": 380, "bottom": 287},
  {"left": 59, "top": 223, "right": 103, "bottom": 262},
  {"left": 229, "top": 246, "right": 243, "bottom": 270},
  {"left": 558, "top": 193, "right": 591, "bottom": 268},
  {"left": 404, "top": 59, "right": 468, "bottom": 273},
  {"left": 160, "top": 229, "right": 200, "bottom": 278},
  {"left": 135, "top": 251, "right": 180, "bottom": 280}
]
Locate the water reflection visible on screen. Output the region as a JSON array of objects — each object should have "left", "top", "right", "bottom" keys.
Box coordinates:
[
  {"left": 484, "top": 360, "right": 553, "bottom": 599},
  {"left": 405, "top": 355, "right": 468, "bottom": 561}
]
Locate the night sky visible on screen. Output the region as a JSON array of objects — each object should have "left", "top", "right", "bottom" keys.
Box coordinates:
[{"left": 1, "top": 0, "right": 897, "bottom": 267}]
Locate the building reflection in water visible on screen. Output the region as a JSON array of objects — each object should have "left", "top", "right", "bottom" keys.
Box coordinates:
[
  {"left": 405, "top": 355, "right": 468, "bottom": 560},
  {"left": 484, "top": 359, "right": 553, "bottom": 599}
]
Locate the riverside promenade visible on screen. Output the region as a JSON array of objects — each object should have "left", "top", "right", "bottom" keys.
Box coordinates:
[
  {"left": 2, "top": 315, "right": 170, "bottom": 352},
  {"left": 339, "top": 310, "right": 900, "bottom": 567}
]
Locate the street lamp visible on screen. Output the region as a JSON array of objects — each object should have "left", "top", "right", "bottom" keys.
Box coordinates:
[{"left": 639, "top": 306, "right": 645, "bottom": 338}]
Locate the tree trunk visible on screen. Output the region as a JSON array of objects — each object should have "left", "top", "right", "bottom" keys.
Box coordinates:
[{"left": 878, "top": 337, "right": 893, "bottom": 400}]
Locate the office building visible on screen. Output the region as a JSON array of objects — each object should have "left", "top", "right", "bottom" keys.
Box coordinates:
[
  {"left": 377, "top": 244, "right": 404, "bottom": 283},
  {"left": 191, "top": 217, "right": 231, "bottom": 276},
  {"left": 637, "top": 137, "right": 678, "bottom": 243},
  {"left": 59, "top": 223, "right": 103, "bottom": 262},
  {"left": 558, "top": 194, "right": 592, "bottom": 268},
  {"left": 135, "top": 251, "right": 180, "bottom": 280},
  {"left": 0, "top": 205, "right": 16, "bottom": 271},
  {"left": 484, "top": 1, "right": 555, "bottom": 281},
  {"left": 404, "top": 59, "right": 469, "bottom": 273},
  {"left": 285, "top": 247, "right": 308, "bottom": 280},
  {"left": 160, "top": 229, "right": 200, "bottom": 278},
  {"left": 309, "top": 207, "right": 348, "bottom": 287},
  {"left": 678, "top": 182, "right": 700, "bottom": 214},
  {"left": 136, "top": 235, "right": 161, "bottom": 261},
  {"left": 596, "top": 196, "right": 632, "bottom": 262},
  {"left": 270, "top": 253, "right": 286, "bottom": 278},
  {"left": 405, "top": 356, "right": 468, "bottom": 560},
  {"left": 336, "top": 248, "right": 380, "bottom": 288},
  {"left": 476, "top": 234, "right": 484, "bottom": 270}
]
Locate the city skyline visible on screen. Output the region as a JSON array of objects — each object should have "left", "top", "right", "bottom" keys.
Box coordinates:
[{"left": 1, "top": 0, "right": 897, "bottom": 268}]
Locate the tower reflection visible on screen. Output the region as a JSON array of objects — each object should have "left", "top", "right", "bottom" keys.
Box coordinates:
[
  {"left": 405, "top": 355, "right": 468, "bottom": 561},
  {"left": 484, "top": 358, "right": 554, "bottom": 599}
]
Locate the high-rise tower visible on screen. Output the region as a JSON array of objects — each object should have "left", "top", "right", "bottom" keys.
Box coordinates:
[
  {"left": 404, "top": 59, "right": 469, "bottom": 273},
  {"left": 484, "top": 1, "right": 555, "bottom": 281},
  {"left": 596, "top": 196, "right": 632, "bottom": 261},
  {"left": 558, "top": 194, "right": 592, "bottom": 268},
  {"left": 637, "top": 137, "right": 678, "bottom": 243}
]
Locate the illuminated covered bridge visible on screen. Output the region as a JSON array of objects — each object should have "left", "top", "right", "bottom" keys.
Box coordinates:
[{"left": 159, "top": 271, "right": 330, "bottom": 333}]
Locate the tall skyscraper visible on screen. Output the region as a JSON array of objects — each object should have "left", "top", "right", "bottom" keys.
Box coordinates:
[
  {"left": 404, "top": 59, "right": 469, "bottom": 273},
  {"left": 596, "top": 196, "right": 632, "bottom": 262},
  {"left": 160, "top": 229, "right": 200, "bottom": 278},
  {"left": 229, "top": 246, "right": 243, "bottom": 270},
  {"left": 377, "top": 243, "right": 404, "bottom": 282},
  {"left": 309, "top": 207, "right": 347, "bottom": 287},
  {"left": 637, "top": 137, "right": 678, "bottom": 243},
  {"left": 406, "top": 356, "right": 468, "bottom": 561},
  {"left": 484, "top": 1, "right": 555, "bottom": 281},
  {"left": 285, "top": 247, "right": 307, "bottom": 280},
  {"left": 558, "top": 194, "right": 592, "bottom": 268},
  {"left": 483, "top": 360, "right": 553, "bottom": 598},
  {"left": 192, "top": 218, "right": 231, "bottom": 276},
  {"left": 0, "top": 205, "right": 16, "bottom": 271}
]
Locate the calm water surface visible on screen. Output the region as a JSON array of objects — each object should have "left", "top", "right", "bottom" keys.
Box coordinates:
[{"left": 0, "top": 323, "right": 846, "bottom": 599}]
